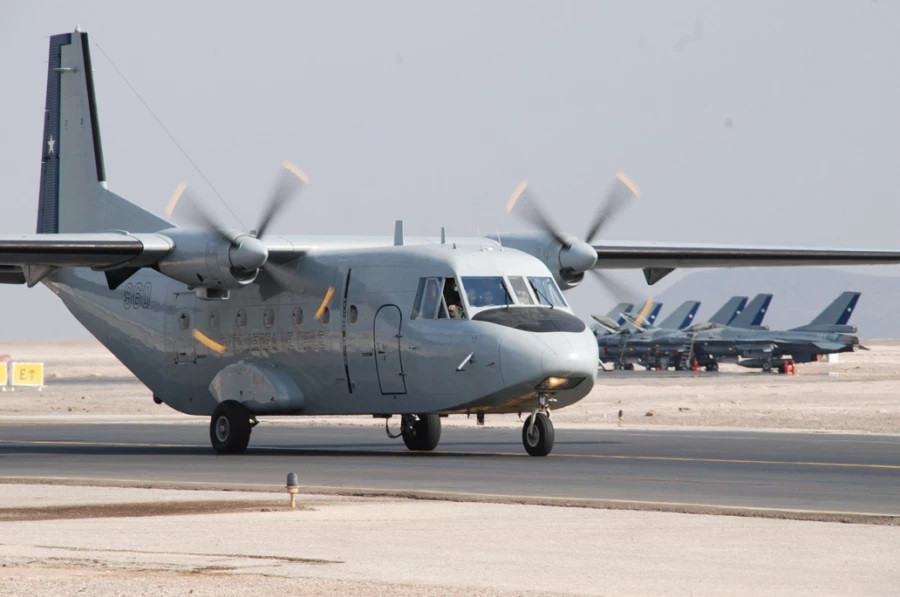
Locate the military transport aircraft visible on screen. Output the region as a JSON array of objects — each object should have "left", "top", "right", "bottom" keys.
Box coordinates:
[{"left": 3, "top": 30, "right": 900, "bottom": 456}]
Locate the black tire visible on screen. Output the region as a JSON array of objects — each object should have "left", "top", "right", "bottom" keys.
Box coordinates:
[
  {"left": 623, "top": 363, "right": 635, "bottom": 371},
  {"left": 522, "top": 412, "right": 554, "bottom": 457},
  {"left": 210, "top": 401, "right": 252, "bottom": 454},
  {"left": 762, "top": 361, "right": 772, "bottom": 373},
  {"left": 706, "top": 361, "right": 719, "bottom": 372},
  {"left": 401, "top": 413, "right": 441, "bottom": 451}
]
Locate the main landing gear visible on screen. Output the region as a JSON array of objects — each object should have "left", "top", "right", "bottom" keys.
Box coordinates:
[
  {"left": 210, "top": 400, "right": 257, "bottom": 454},
  {"left": 400, "top": 413, "right": 442, "bottom": 451}
]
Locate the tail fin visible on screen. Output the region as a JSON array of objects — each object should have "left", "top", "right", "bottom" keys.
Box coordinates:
[
  {"left": 707, "top": 296, "right": 748, "bottom": 325},
  {"left": 606, "top": 303, "right": 634, "bottom": 326},
  {"left": 730, "top": 293, "right": 772, "bottom": 328},
  {"left": 37, "top": 30, "right": 169, "bottom": 234},
  {"left": 790, "top": 291, "right": 861, "bottom": 332},
  {"left": 808, "top": 291, "right": 860, "bottom": 326},
  {"left": 644, "top": 302, "right": 663, "bottom": 327},
  {"left": 658, "top": 300, "right": 700, "bottom": 330}
]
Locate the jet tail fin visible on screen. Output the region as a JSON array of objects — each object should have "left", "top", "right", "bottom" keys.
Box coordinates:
[
  {"left": 37, "top": 30, "right": 169, "bottom": 234},
  {"left": 790, "top": 292, "right": 861, "bottom": 332},
  {"left": 730, "top": 293, "right": 772, "bottom": 329},
  {"left": 605, "top": 303, "right": 634, "bottom": 326},
  {"left": 707, "top": 296, "right": 748, "bottom": 326},
  {"left": 657, "top": 300, "right": 700, "bottom": 330}
]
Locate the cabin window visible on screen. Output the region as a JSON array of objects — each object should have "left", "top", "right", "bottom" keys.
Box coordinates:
[
  {"left": 292, "top": 307, "right": 303, "bottom": 326},
  {"left": 442, "top": 278, "right": 464, "bottom": 319},
  {"left": 527, "top": 276, "right": 567, "bottom": 308},
  {"left": 236, "top": 308, "right": 247, "bottom": 328},
  {"left": 349, "top": 305, "right": 358, "bottom": 323},
  {"left": 263, "top": 307, "right": 275, "bottom": 328},
  {"left": 507, "top": 276, "right": 535, "bottom": 305},
  {"left": 209, "top": 310, "right": 220, "bottom": 329},
  {"left": 461, "top": 277, "right": 511, "bottom": 308},
  {"left": 320, "top": 307, "right": 331, "bottom": 324}
]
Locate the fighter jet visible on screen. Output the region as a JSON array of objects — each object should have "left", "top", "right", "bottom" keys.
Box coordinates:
[
  {"left": 657, "top": 292, "right": 863, "bottom": 372},
  {"left": 591, "top": 301, "right": 662, "bottom": 335},
  {"left": 2, "top": 30, "right": 900, "bottom": 456},
  {"left": 597, "top": 300, "right": 701, "bottom": 370}
]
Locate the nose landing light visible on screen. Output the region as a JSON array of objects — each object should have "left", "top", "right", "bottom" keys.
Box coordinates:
[{"left": 536, "top": 376, "right": 585, "bottom": 391}]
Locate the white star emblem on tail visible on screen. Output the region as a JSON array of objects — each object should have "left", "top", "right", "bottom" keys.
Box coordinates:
[{"left": 47, "top": 135, "right": 55, "bottom": 154}]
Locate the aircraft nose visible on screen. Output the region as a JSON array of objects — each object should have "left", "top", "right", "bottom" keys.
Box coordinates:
[{"left": 539, "top": 330, "right": 599, "bottom": 381}]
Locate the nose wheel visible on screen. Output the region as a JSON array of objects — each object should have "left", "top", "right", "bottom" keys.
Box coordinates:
[
  {"left": 522, "top": 411, "right": 554, "bottom": 456},
  {"left": 400, "top": 413, "right": 442, "bottom": 451}
]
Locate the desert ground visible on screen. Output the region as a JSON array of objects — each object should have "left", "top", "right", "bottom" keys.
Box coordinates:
[{"left": 0, "top": 339, "right": 897, "bottom": 596}]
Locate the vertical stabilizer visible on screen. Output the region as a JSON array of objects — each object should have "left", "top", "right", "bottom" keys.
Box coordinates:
[
  {"left": 644, "top": 302, "right": 663, "bottom": 326},
  {"left": 807, "top": 291, "right": 861, "bottom": 327},
  {"left": 37, "top": 30, "right": 169, "bottom": 234},
  {"left": 730, "top": 293, "right": 772, "bottom": 328},
  {"left": 708, "top": 296, "right": 748, "bottom": 325},
  {"left": 606, "top": 303, "right": 634, "bottom": 326},
  {"left": 658, "top": 300, "right": 700, "bottom": 330}
]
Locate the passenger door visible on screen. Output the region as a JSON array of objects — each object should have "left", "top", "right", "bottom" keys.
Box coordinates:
[{"left": 374, "top": 304, "right": 407, "bottom": 394}]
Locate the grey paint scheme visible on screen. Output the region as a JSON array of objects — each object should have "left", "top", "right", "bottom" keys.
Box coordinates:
[
  {"left": 707, "top": 296, "right": 747, "bottom": 326},
  {"left": 4, "top": 29, "right": 900, "bottom": 419},
  {"left": 728, "top": 293, "right": 773, "bottom": 329},
  {"left": 645, "top": 292, "right": 863, "bottom": 368}
]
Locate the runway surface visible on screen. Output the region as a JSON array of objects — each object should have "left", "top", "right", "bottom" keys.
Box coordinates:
[{"left": 1, "top": 421, "right": 897, "bottom": 516}]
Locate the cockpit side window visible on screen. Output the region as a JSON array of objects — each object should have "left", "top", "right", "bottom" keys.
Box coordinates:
[
  {"left": 412, "top": 277, "right": 466, "bottom": 320},
  {"left": 461, "top": 277, "right": 512, "bottom": 308},
  {"left": 411, "top": 277, "right": 444, "bottom": 320},
  {"left": 507, "top": 276, "right": 535, "bottom": 305},
  {"left": 527, "top": 276, "right": 567, "bottom": 308}
]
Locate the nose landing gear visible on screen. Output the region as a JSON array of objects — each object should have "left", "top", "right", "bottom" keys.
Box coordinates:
[{"left": 522, "top": 395, "right": 555, "bottom": 456}]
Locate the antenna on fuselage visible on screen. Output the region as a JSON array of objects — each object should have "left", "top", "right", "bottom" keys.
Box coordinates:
[
  {"left": 440, "top": 227, "right": 446, "bottom": 245},
  {"left": 394, "top": 220, "right": 404, "bottom": 246},
  {"left": 496, "top": 229, "right": 503, "bottom": 250},
  {"left": 476, "top": 228, "right": 484, "bottom": 250}
]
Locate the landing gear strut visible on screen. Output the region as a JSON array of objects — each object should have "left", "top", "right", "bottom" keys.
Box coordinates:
[
  {"left": 210, "top": 400, "right": 254, "bottom": 454},
  {"left": 401, "top": 413, "right": 441, "bottom": 451},
  {"left": 522, "top": 395, "right": 555, "bottom": 457}
]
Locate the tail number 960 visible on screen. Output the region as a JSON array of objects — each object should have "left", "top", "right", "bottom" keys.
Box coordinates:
[{"left": 123, "top": 282, "right": 152, "bottom": 310}]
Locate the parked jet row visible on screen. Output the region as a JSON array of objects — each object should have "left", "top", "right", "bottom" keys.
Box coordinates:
[{"left": 595, "top": 292, "right": 862, "bottom": 372}]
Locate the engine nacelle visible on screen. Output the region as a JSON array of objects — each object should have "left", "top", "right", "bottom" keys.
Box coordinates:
[
  {"left": 493, "top": 232, "right": 597, "bottom": 290},
  {"left": 156, "top": 228, "right": 265, "bottom": 289}
]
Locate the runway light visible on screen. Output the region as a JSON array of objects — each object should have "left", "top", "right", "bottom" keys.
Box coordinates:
[{"left": 287, "top": 472, "right": 300, "bottom": 509}]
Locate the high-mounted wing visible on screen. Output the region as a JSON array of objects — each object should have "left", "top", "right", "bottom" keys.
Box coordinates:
[
  {"left": 0, "top": 233, "right": 172, "bottom": 286},
  {"left": 592, "top": 244, "right": 900, "bottom": 284}
]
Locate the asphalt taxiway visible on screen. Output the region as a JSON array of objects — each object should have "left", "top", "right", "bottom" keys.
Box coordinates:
[{"left": 1, "top": 421, "right": 897, "bottom": 518}]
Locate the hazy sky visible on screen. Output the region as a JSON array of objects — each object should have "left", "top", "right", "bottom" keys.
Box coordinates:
[{"left": 1, "top": 1, "right": 898, "bottom": 338}]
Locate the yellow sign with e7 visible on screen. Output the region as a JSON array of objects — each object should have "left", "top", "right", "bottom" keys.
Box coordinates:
[
  {"left": 0, "top": 363, "right": 7, "bottom": 386},
  {"left": 12, "top": 362, "right": 44, "bottom": 387}
]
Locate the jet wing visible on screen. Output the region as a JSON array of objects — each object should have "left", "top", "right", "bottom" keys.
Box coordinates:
[
  {"left": 592, "top": 243, "right": 900, "bottom": 284},
  {"left": 0, "top": 233, "right": 173, "bottom": 285}
]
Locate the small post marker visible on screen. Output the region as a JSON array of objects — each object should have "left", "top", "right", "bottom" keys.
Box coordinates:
[
  {"left": 286, "top": 472, "right": 300, "bottom": 509},
  {"left": 617, "top": 409, "right": 624, "bottom": 426}
]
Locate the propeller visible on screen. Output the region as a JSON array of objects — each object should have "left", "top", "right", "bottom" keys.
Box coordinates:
[
  {"left": 507, "top": 173, "right": 641, "bottom": 297},
  {"left": 167, "top": 161, "right": 309, "bottom": 280}
]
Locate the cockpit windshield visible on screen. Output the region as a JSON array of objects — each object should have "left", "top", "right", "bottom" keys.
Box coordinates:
[
  {"left": 528, "top": 277, "right": 567, "bottom": 308},
  {"left": 461, "top": 277, "right": 511, "bottom": 308}
]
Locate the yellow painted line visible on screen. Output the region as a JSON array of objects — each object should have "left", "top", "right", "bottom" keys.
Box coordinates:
[
  {"left": 191, "top": 329, "right": 226, "bottom": 354},
  {"left": 164, "top": 181, "right": 187, "bottom": 218},
  {"left": 315, "top": 286, "right": 334, "bottom": 320},
  {"left": 282, "top": 160, "right": 310, "bottom": 184},
  {"left": 506, "top": 181, "right": 528, "bottom": 213}
]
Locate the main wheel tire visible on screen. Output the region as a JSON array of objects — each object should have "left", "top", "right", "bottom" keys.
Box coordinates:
[
  {"left": 401, "top": 413, "right": 441, "bottom": 451},
  {"left": 706, "top": 361, "right": 719, "bottom": 372},
  {"left": 210, "top": 401, "right": 252, "bottom": 454},
  {"left": 762, "top": 361, "right": 772, "bottom": 373},
  {"left": 522, "top": 412, "right": 554, "bottom": 457}
]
